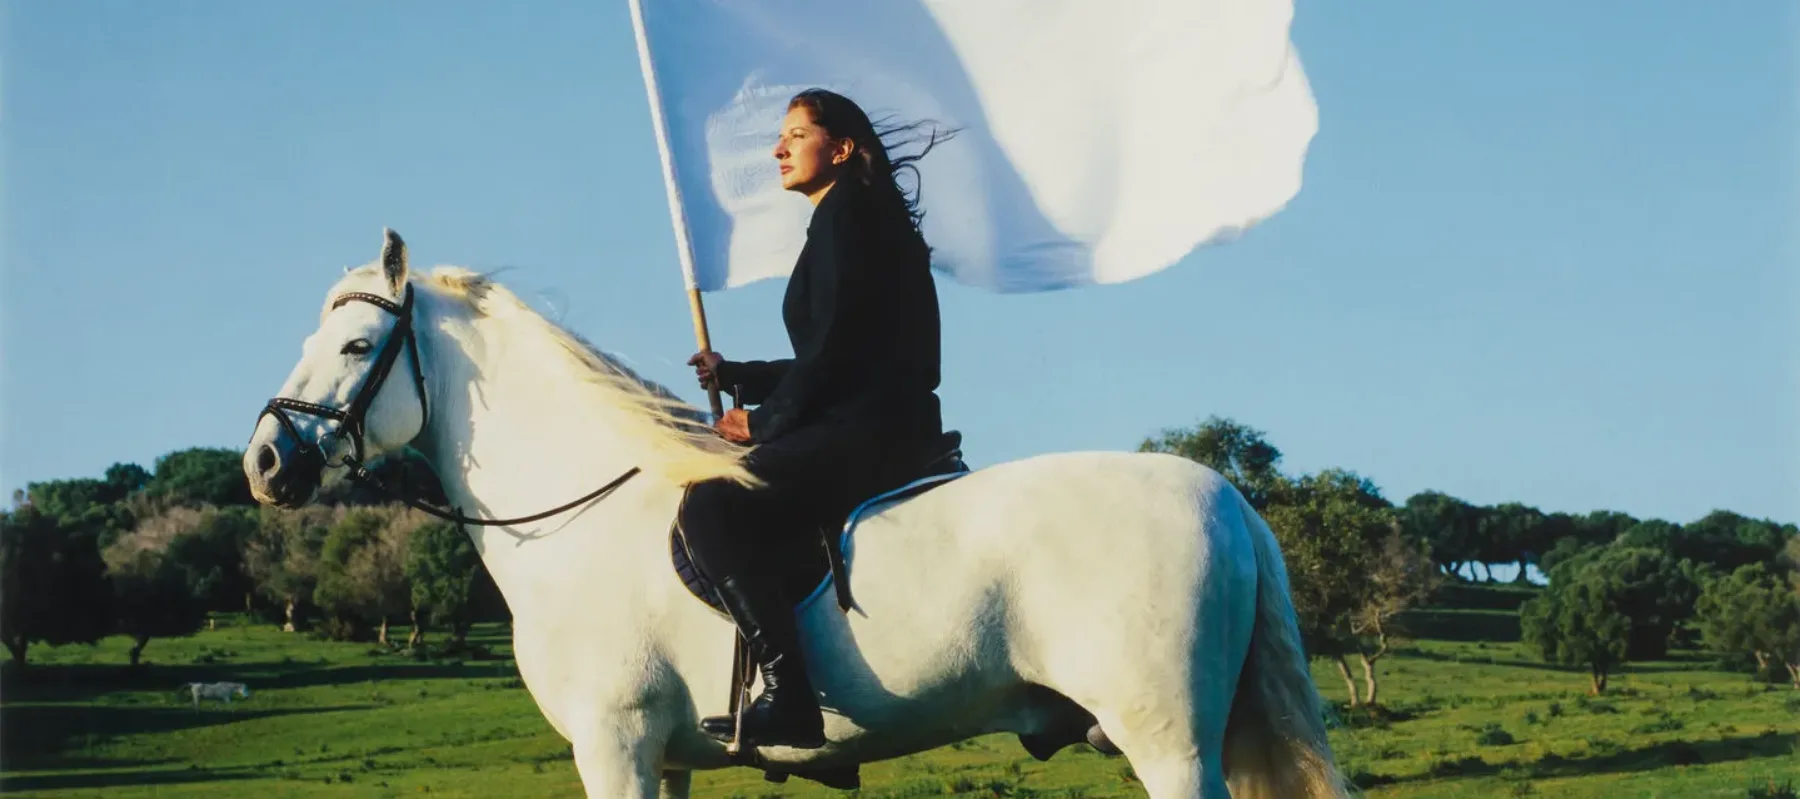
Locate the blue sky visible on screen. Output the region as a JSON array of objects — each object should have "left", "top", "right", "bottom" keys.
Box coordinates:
[{"left": 2, "top": 1, "right": 1794, "bottom": 527}]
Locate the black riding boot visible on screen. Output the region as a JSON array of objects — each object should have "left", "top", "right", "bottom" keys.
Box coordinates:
[{"left": 699, "top": 575, "right": 827, "bottom": 749}]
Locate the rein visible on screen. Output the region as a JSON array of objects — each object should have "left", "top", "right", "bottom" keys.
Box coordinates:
[
  {"left": 259, "top": 283, "right": 641, "bottom": 527},
  {"left": 343, "top": 458, "right": 641, "bottom": 528}
]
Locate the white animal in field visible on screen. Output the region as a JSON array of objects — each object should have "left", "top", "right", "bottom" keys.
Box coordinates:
[
  {"left": 183, "top": 681, "right": 251, "bottom": 709},
  {"left": 241, "top": 230, "right": 1349, "bottom": 799}
]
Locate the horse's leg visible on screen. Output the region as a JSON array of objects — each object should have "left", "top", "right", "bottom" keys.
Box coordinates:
[
  {"left": 657, "top": 770, "right": 691, "bottom": 799},
  {"left": 572, "top": 745, "right": 659, "bottom": 798},
  {"left": 1079, "top": 586, "right": 1246, "bottom": 799},
  {"left": 1021, "top": 502, "right": 1254, "bottom": 798},
  {"left": 571, "top": 718, "right": 666, "bottom": 799},
  {"left": 1077, "top": 672, "right": 1235, "bottom": 799}
]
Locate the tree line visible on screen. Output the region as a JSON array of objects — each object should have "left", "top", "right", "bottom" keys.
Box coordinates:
[
  {"left": 1, "top": 448, "right": 503, "bottom": 667},
  {"left": 5, "top": 421, "right": 1796, "bottom": 701},
  {"left": 1139, "top": 416, "right": 1799, "bottom": 700}
]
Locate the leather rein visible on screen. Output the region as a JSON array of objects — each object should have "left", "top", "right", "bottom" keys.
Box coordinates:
[{"left": 257, "top": 284, "right": 640, "bottom": 527}]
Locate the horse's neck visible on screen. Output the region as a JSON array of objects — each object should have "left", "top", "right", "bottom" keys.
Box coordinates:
[{"left": 415, "top": 317, "right": 674, "bottom": 602}]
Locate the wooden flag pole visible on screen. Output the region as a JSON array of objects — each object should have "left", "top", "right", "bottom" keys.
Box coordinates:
[
  {"left": 687, "top": 289, "right": 725, "bottom": 419},
  {"left": 628, "top": 0, "right": 723, "bottom": 421}
]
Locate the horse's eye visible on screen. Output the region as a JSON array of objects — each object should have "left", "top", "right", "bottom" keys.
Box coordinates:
[{"left": 342, "top": 339, "right": 373, "bottom": 356}]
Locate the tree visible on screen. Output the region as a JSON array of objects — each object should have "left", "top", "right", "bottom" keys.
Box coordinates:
[
  {"left": 1522, "top": 544, "right": 1705, "bottom": 691},
  {"left": 1577, "top": 510, "right": 1639, "bottom": 545},
  {"left": 1346, "top": 527, "right": 1440, "bottom": 705},
  {"left": 244, "top": 505, "right": 337, "bottom": 631},
  {"left": 1538, "top": 510, "right": 1640, "bottom": 575},
  {"left": 1260, "top": 469, "right": 1433, "bottom": 706},
  {"left": 1521, "top": 570, "right": 1631, "bottom": 694},
  {"left": 1694, "top": 562, "right": 1800, "bottom": 687},
  {"left": 143, "top": 447, "right": 254, "bottom": 508},
  {"left": 1400, "top": 491, "right": 1481, "bottom": 579},
  {"left": 1139, "top": 416, "right": 1285, "bottom": 510},
  {"left": 407, "top": 521, "right": 482, "bottom": 647},
  {"left": 0, "top": 506, "right": 114, "bottom": 664},
  {"left": 313, "top": 507, "right": 421, "bottom": 644},
  {"left": 102, "top": 508, "right": 211, "bottom": 665},
  {"left": 1615, "top": 519, "right": 1682, "bottom": 557},
  {"left": 1476, "top": 502, "right": 1550, "bottom": 583},
  {"left": 1534, "top": 512, "right": 1578, "bottom": 577},
  {"left": 20, "top": 477, "right": 138, "bottom": 547},
  {"left": 1675, "top": 510, "right": 1795, "bottom": 573},
  {"left": 103, "top": 463, "right": 153, "bottom": 505},
  {"left": 1568, "top": 545, "right": 1703, "bottom": 660},
  {"left": 1540, "top": 535, "right": 1595, "bottom": 575},
  {"left": 165, "top": 506, "right": 259, "bottom": 613},
  {"left": 349, "top": 508, "right": 422, "bottom": 646},
  {"left": 1609, "top": 511, "right": 1793, "bottom": 576}
]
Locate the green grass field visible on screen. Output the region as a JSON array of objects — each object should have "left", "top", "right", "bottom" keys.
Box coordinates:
[{"left": 3, "top": 608, "right": 1796, "bottom": 798}]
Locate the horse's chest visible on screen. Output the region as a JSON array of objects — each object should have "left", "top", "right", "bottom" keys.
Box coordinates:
[{"left": 509, "top": 619, "right": 663, "bottom": 741}]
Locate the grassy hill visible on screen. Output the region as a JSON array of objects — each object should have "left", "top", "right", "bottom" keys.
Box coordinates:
[{"left": 3, "top": 589, "right": 1796, "bottom": 798}]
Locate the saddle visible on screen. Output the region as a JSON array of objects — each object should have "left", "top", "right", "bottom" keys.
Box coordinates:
[
  {"left": 668, "top": 429, "right": 970, "bottom": 790},
  {"left": 670, "top": 429, "right": 969, "bottom": 618}
]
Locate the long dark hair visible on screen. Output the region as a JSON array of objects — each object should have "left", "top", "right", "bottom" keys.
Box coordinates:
[{"left": 788, "top": 89, "right": 958, "bottom": 232}]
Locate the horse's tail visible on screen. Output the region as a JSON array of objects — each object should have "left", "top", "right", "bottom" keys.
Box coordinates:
[{"left": 1221, "top": 492, "right": 1350, "bottom": 799}]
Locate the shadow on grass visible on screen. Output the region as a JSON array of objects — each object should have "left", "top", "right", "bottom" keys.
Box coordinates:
[
  {"left": 1397, "top": 646, "right": 1747, "bottom": 682},
  {"left": 0, "top": 704, "right": 371, "bottom": 771},
  {"left": 1375, "top": 731, "right": 1800, "bottom": 787},
  {"left": 0, "top": 764, "right": 258, "bottom": 793},
  {"left": 1396, "top": 609, "right": 1522, "bottom": 642},
  {"left": 1, "top": 659, "right": 517, "bottom": 704},
  {"left": 0, "top": 756, "right": 178, "bottom": 772},
  {"left": 1395, "top": 647, "right": 1573, "bottom": 673},
  {"left": 1613, "top": 652, "right": 1738, "bottom": 674},
  {"left": 268, "top": 663, "right": 519, "bottom": 690}
]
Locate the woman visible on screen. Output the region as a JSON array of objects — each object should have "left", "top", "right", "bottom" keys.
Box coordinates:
[{"left": 682, "top": 88, "right": 954, "bottom": 749}]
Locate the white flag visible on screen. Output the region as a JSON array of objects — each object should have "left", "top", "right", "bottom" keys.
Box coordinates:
[{"left": 630, "top": 0, "right": 1317, "bottom": 294}]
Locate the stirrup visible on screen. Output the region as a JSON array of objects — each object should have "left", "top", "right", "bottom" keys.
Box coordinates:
[{"left": 707, "top": 636, "right": 826, "bottom": 752}]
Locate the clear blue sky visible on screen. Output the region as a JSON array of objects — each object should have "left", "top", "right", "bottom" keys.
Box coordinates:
[{"left": 3, "top": 1, "right": 1794, "bottom": 526}]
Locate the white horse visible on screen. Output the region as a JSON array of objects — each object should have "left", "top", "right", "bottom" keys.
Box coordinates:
[
  {"left": 183, "top": 681, "right": 251, "bottom": 709},
  {"left": 241, "top": 230, "right": 1347, "bottom": 799}
]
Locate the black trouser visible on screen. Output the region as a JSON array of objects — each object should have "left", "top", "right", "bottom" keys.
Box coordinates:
[{"left": 680, "top": 416, "right": 915, "bottom": 602}]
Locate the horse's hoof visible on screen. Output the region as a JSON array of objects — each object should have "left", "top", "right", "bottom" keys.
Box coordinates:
[{"left": 1086, "top": 724, "right": 1122, "bottom": 756}]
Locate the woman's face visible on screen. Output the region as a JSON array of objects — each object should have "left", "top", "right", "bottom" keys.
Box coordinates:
[{"left": 773, "top": 105, "right": 849, "bottom": 197}]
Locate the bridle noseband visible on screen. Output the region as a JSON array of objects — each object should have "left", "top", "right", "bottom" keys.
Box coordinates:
[{"left": 258, "top": 283, "right": 639, "bottom": 527}]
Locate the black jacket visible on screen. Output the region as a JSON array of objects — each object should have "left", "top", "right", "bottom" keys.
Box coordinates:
[{"left": 716, "top": 178, "right": 942, "bottom": 444}]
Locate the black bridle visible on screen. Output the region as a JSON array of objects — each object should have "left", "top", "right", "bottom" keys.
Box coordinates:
[{"left": 258, "top": 284, "right": 640, "bottom": 527}]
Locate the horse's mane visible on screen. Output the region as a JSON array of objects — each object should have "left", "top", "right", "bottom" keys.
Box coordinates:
[{"left": 340, "top": 265, "right": 759, "bottom": 489}]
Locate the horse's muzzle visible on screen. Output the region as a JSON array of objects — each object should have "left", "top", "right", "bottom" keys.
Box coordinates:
[{"left": 244, "top": 423, "right": 325, "bottom": 508}]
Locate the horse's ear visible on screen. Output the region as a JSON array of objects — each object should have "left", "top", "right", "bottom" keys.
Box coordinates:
[{"left": 381, "top": 228, "right": 408, "bottom": 295}]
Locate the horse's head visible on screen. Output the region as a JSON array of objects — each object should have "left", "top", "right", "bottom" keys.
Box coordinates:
[{"left": 244, "top": 229, "right": 430, "bottom": 508}]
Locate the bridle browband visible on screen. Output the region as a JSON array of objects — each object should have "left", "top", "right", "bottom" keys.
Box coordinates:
[{"left": 258, "top": 283, "right": 640, "bottom": 527}]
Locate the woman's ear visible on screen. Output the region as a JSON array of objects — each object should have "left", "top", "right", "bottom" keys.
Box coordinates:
[{"left": 832, "top": 137, "right": 855, "bottom": 166}]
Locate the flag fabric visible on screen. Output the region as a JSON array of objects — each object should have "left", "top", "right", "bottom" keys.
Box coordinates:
[{"left": 630, "top": 0, "right": 1317, "bottom": 294}]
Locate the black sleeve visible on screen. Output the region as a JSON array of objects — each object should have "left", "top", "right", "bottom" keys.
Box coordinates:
[
  {"left": 713, "top": 358, "right": 790, "bottom": 406},
  {"left": 747, "top": 198, "right": 868, "bottom": 441}
]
